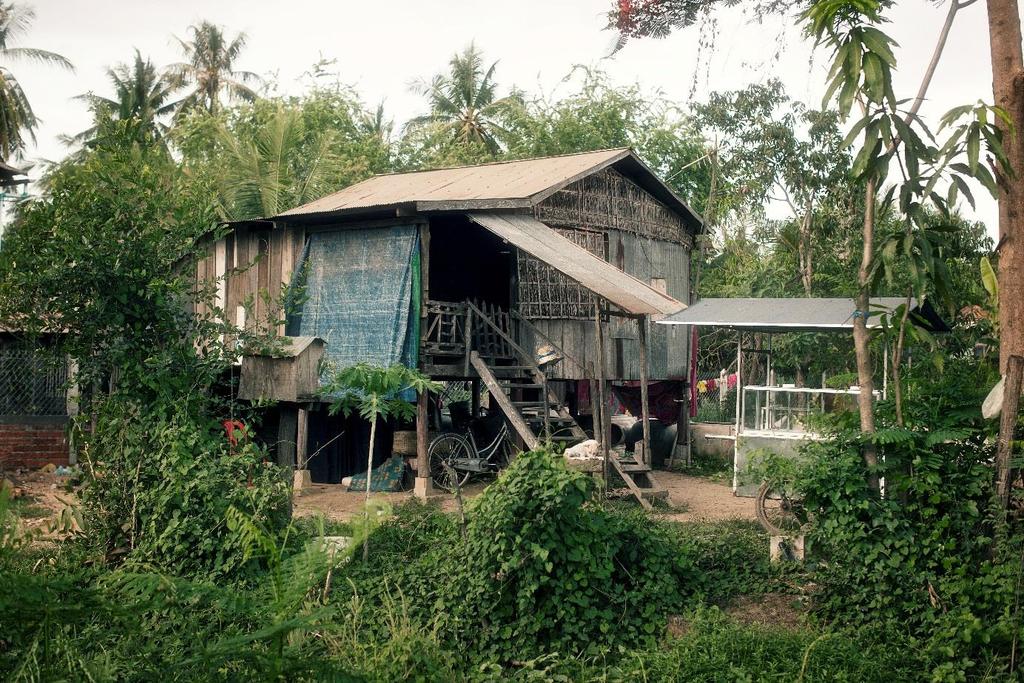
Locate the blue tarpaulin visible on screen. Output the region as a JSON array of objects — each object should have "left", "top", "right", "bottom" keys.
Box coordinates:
[{"left": 290, "top": 226, "right": 420, "bottom": 372}]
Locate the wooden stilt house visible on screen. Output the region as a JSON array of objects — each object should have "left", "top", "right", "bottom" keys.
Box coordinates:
[{"left": 201, "top": 148, "right": 703, "bottom": 502}]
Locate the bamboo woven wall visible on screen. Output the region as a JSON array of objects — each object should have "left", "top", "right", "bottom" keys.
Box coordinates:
[
  {"left": 534, "top": 167, "right": 693, "bottom": 249},
  {"left": 516, "top": 228, "right": 606, "bottom": 319}
]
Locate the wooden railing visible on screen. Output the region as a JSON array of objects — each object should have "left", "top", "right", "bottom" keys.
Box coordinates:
[
  {"left": 421, "top": 300, "right": 468, "bottom": 357},
  {"left": 422, "top": 299, "right": 517, "bottom": 362}
]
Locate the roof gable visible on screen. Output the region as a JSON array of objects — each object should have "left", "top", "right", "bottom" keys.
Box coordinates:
[{"left": 272, "top": 148, "right": 702, "bottom": 229}]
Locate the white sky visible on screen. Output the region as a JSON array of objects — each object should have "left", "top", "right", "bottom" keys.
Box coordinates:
[{"left": 13, "top": 0, "right": 1003, "bottom": 236}]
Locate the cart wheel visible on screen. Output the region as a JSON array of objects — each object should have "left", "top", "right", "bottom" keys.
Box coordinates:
[
  {"left": 428, "top": 433, "right": 472, "bottom": 492},
  {"left": 755, "top": 481, "right": 807, "bottom": 535}
]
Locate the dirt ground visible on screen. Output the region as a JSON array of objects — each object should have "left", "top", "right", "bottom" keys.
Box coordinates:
[
  {"left": 2, "top": 468, "right": 79, "bottom": 536},
  {"left": 654, "top": 470, "right": 757, "bottom": 522},
  {"left": 9, "top": 464, "right": 757, "bottom": 529},
  {"left": 294, "top": 469, "right": 756, "bottom": 524}
]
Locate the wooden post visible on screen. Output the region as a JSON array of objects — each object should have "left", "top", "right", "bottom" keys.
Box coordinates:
[
  {"left": 277, "top": 404, "right": 298, "bottom": 468},
  {"left": 292, "top": 404, "right": 311, "bottom": 493},
  {"left": 637, "top": 314, "right": 652, "bottom": 468},
  {"left": 593, "top": 298, "right": 610, "bottom": 490},
  {"left": 996, "top": 355, "right": 1023, "bottom": 510},
  {"left": 415, "top": 389, "right": 432, "bottom": 499},
  {"left": 733, "top": 333, "right": 743, "bottom": 492},
  {"left": 296, "top": 405, "right": 309, "bottom": 469},
  {"left": 463, "top": 305, "right": 474, "bottom": 377}
]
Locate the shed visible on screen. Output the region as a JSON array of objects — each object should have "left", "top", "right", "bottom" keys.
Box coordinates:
[{"left": 237, "top": 336, "right": 325, "bottom": 403}]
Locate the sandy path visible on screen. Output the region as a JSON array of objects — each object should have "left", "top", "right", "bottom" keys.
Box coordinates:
[
  {"left": 653, "top": 470, "right": 757, "bottom": 523},
  {"left": 293, "top": 470, "right": 755, "bottom": 524}
]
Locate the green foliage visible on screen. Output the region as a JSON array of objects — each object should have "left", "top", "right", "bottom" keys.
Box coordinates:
[
  {"left": 782, "top": 358, "right": 1024, "bottom": 679},
  {"left": 322, "top": 362, "right": 440, "bottom": 423},
  {"left": 81, "top": 397, "right": 291, "bottom": 578},
  {"left": 441, "top": 450, "right": 696, "bottom": 660},
  {"left": 166, "top": 20, "right": 260, "bottom": 116},
  {"left": 69, "top": 50, "right": 178, "bottom": 149},
  {"left": 178, "top": 85, "right": 394, "bottom": 221},
  {"left": 405, "top": 43, "right": 519, "bottom": 156},
  {"left": 502, "top": 67, "right": 712, "bottom": 212},
  {"left": 0, "top": 139, "right": 223, "bottom": 395},
  {"left": 563, "top": 607, "right": 925, "bottom": 682},
  {"left": 0, "top": 1, "right": 73, "bottom": 158}
]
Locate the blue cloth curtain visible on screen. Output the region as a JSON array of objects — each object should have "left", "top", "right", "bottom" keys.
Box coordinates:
[{"left": 292, "top": 225, "right": 420, "bottom": 371}]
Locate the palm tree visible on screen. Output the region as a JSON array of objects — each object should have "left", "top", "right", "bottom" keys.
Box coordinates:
[
  {"left": 68, "top": 51, "right": 177, "bottom": 148},
  {"left": 0, "top": 2, "right": 73, "bottom": 159},
  {"left": 407, "top": 44, "right": 516, "bottom": 154},
  {"left": 217, "top": 104, "right": 337, "bottom": 220},
  {"left": 167, "top": 21, "right": 260, "bottom": 115}
]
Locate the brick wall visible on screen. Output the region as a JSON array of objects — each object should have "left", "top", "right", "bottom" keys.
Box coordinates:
[{"left": 0, "top": 417, "right": 70, "bottom": 469}]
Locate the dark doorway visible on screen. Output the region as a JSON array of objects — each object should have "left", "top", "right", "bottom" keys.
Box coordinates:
[
  {"left": 305, "top": 405, "right": 397, "bottom": 484},
  {"left": 428, "top": 215, "right": 515, "bottom": 308}
]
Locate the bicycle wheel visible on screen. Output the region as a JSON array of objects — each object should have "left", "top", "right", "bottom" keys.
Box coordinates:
[
  {"left": 755, "top": 481, "right": 807, "bottom": 535},
  {"left": 428, "top": 433, "right": 472, "bottom": 492}
]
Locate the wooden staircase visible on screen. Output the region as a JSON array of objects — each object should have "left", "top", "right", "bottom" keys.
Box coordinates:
[
  {"left": 469, "top": 351, "right": 585, "bottom": 450},
  {"left": 464, "top": 301, "right": 668, "bottom": 510}
]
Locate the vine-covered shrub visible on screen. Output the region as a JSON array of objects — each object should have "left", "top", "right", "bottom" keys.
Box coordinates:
[
  {"left": 81, "top": 398, "right": 291, "bottom": 578},
  {"left": 791, "top": 359, "right": 1023, "bottom": 679},
  {"left": 441, "top": 450, "right": 698, "bottom": 659}
]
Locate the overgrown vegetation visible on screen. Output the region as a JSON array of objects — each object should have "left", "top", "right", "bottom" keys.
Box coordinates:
[{"left": 0, "top": 4, "right": 1021, "bottom": 681}]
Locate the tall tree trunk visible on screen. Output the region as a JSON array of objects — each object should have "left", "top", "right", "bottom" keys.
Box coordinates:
[
  {"left": 363, "top": 414, "right": 377, "bottom": 562},
  {"left": 854, "top": 179, "right": 880, "bottom": 491},
  {"left": 986, "top": 0, "right": 1024, "bottom": 511},
  {"left": 986, "top": 0, "right": 1024, "bottom": 374}
]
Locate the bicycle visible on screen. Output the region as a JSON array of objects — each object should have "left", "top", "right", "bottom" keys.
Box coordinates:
[
  {"left": 428, "top": 409, "right": 515, "bottom": 491},
  {"left": 755, "top": 480, "right": 811, "bottom": 536}
]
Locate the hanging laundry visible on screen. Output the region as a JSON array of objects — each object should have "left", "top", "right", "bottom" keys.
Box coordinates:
[
  {"left": 697, "top": 380, "right": 708, "bottom": 394},
  {"left": 727, "top": 373, "right": 738, "bottom": 390}
]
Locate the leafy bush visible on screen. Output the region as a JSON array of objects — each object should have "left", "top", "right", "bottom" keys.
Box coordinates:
[
  {"left": 439, "top": 450, "right": 698, "bottom": 660},
  {"left": 677, "top": 519, "right": 793, "bottom": 602},
  {"left": 788, "top": 358, "right": 1024, "bottom": 679},
  {"left": 81, "top": 397, "right": 291, "bottom": 578}
]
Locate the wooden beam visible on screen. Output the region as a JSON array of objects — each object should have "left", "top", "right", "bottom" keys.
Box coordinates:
[
  {"left": 277, "top": 404, "right": 298, "bottom": 468},
  {"left": 996, "top": 354, "right": 1023, "bottom": 510},
  {"left": 470, "top": 351, "right": 540, "bottom": 450},
  {"left": 415, "top": 389, "right": 432, "bottom": 498},
  {"left": 593, "top": 298, "right": 610, "bottom": 487},
  {"left": 463, "top": 305, "right": 474, "bottom": 376},
  {"left": 609, "top": 457, "right": 653, "bottom": 511},
  {"left": 637, "top": 314, "right": 652, "bottom": 469},
  {"left": 296, "top": 405, "right": 309, "bottom": 470}
]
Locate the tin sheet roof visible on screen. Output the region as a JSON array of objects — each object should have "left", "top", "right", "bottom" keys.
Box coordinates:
[
  {"left": 467, "top": 212, "right": 686, "bottom": 318},
  {"left": 274, "top": 148, "right": 701, "bottom": 228},
  {"left": 657, "top": 297, "right": 949, "bottom": 332}
]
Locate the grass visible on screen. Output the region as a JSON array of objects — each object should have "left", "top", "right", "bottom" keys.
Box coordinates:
[
  {"left": 10, "top": 497, "right": 50, "bottom": 519},
  {"left": 0, "top": 495, "right": 950, "bottom": 682},
  {"left": 673, "top": 451, "right": 733, "bottom": 485}
]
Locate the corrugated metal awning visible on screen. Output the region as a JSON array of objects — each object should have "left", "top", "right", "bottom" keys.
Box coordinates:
[
  {"left": 656, "top": 297, "right": 949, "bottom": 332},
  {"left": 467, "top": 212, "right": 686, "bottom": 318}
]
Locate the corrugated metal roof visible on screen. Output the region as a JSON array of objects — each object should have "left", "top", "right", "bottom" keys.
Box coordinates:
[
  {"left": 272, "top": 148, "right": 701, "bottom": 230},
  {"left": 279, "top": 148, "right": 627, "bottom": 217},
  {"left": 657, "top": 297, "right": 910, "bottom": 332},
  {"left": 467, "top": 213, "right": 686, "bottom": 318}
]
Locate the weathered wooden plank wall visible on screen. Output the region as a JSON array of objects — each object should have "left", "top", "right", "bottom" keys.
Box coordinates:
[
  {"left": 517, "top": 231, "right": 690, "bottom": 382},
  {"left": 195, "top": 225, "right": 306, "bottom": 335}
]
